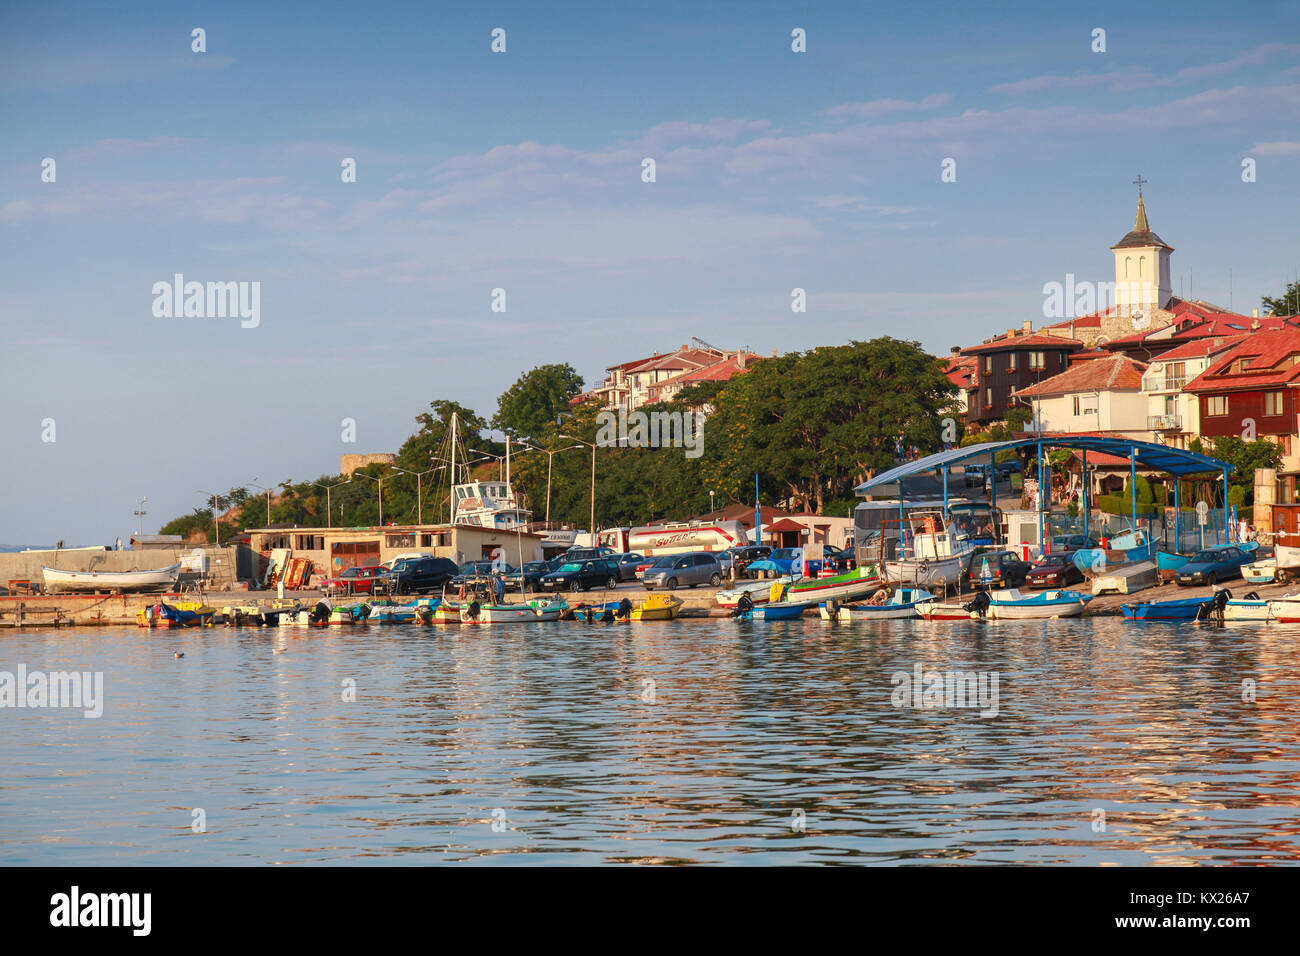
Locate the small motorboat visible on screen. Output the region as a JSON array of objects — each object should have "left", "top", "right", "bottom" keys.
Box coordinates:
[
  {"left": 368, "top": 599, "right": 439, "bottom": 624},
  {"left": 572, "top": 600, "right": 633, "bottom": 622},
  {"left": 819, "top": 587, "right": 935, "bottom": 621},
  {"left": 786, "top": 565, "right": 883, "bottom": 604},
  {"left": 983, "top": 588, "right": 1091, "bottom": 619},
  {"left": 45, "top": 563, "right": 180, "bottom": 593},
  {"left": 713, "top": 576, "right": 796, "bottom": 608},
  {"left": 630, "top": 594, "right": 683, "bottom": 621},
  {"left": 459, "top": 597, "right": 567, "bottom": 624},
  {"left": 1156, "top": 550, "right": 1192, "bottom": 574},
  {"left": 1243, "top": 559, "right": 1277, "bottom": 585},
  {"left": 137, "top": 601, "right": 215, "bottom": 628},
  {"left": 1120, "top": 596, "right": 1213, "bottom": 621},
  {"left": 735, "top": 600, "right": 813, "bottom": 621},
  {"left": 915, "top": 593, "right": 988, "bottom": 620}
]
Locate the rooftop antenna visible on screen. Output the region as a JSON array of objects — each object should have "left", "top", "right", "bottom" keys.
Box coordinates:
[{"left": 691, "top": 336, "right": 724, "bottom": 353}]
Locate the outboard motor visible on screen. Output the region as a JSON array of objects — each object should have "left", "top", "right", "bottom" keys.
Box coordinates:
[
  {"left": 599, "top": 607, "right": 616, "bottom": 624},
  {"left": 1199, "top": 588, "right": 1231, "bottom": 623},
  {"left": 354, "top": 602, "right": 372, "bottom": 623},
  {"left": 962, "top": 589, "right": 992, "bottom": 619},
  {"left": 616, "top": 597, "right": 633, "bottom": 621},
  {"left": 466, "top": 600, "right": 482, "bottom": 622},
  {"left": 826, "top": 597, "right": 840, "bottom": 621},
  {"left": 415, "top": 605, "right": 434, "bottom": 626},
  {"left": 732, "top": 593, "right": 755, "bottom": 620},
  {"left": 309, "top": 600, "right": 332, "bottom": 626}
]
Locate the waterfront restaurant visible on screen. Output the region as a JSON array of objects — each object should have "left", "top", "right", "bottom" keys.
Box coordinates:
[{"left": 245, "top": 523, "right": 548, "bottom": 576}]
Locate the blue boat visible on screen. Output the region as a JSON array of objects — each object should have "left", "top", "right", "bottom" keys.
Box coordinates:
[
  {"left": 980, "top": 588, "right": 1091, "bottom": 619},
  {"left": 1120, "top": 596, "right": 1212, "bottom": 621},
  {"left": 572, "top": 600, "right": 625, "bottom": 622},
  {"left": 1156, "top": 550, "right": 1191, "bottom": 573},
  {"left": 753, "top": 600, "right": 813, "bottom": 621}
]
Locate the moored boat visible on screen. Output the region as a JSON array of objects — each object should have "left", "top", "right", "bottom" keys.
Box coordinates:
[
  {"left": 983, "top": 588, "right": 1091, "bottom": 619},
  {"left": 1243, "top": 559, "right": 1277, "bottom": 585},
  {"left": 1120, "top": 596, "right": 1212, "bottom": 621},
  {"left": 738, "top": 600, "right": 813, "bottom": 621},
  {"left": 629, "top": 594, "right": 683, "bottom": 621},
  {"left": 713, "top": 576, "right": 796, "bottom": 608},
  {"left": 819, "top": 587, "right": 935, "bottom": 621},
  {"left": 44, "top": 564, "right": 180, "bottom": 593},
  {"left": 786, "top": 564, "right": 882, "bottom": 604},
  {"left": 459, "top": 597, "right": 567, "bottom": 624}
]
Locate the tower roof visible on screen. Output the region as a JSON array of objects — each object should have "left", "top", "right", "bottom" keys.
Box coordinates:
[{"left": 1110, "top": 196, "right": 1173, "bottom": 251}]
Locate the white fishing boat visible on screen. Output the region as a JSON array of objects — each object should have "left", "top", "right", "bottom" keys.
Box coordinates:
[
  {"left": 714, "top": 575, "right": 797, "bottom": 608},
  {"left": 883, "top": 511, "right": 974, "bottom": 591},
  {"left": 983, "top": 587, "right": 1091, "bottom": 619},
  {"left": 459, "top": 597, "right": 567, "bottom": 624},
  {"left": 41, "top": 563, "right": 180, "bottom": 593},
  {"left": 915, "top": 598, "right": 984, "bottom": 621}
]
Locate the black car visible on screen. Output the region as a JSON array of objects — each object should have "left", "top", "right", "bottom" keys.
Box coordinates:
[
  {"left": 505, "top": 560, "right": 559, "bottom": 593},
  {"left": 610, "top": 552, "right": 646, "bottom": 581},
  {"left": 726, "top": 545, "right": 773, "bottom": 578},
  {"left": 819, "top": 545, "right": 856, "bottom": 573},
  {"left": 540, "top": 557, "right": 621, "bottom": 592},
  {"left": 964, "top": 549, "right": 1032, "bottom": 590},
  {"left": 384, "top": 556, "right": 460, "bottom": 595},
  {"left": 451, "top": 560, "right": 514, "bottom": 588},
  {"left": 1051, "top": 533, "right": 1100, "bottom": 551}
]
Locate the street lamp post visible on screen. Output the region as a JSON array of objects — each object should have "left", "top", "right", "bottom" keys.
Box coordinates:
[
  {"left": 467, "top": 448, "right": 506, "bottom": 482},
  {"left": 353, "top": 471, "right": 386, "bottom": 525},
  {"left": 196, "top": 489, "right": 221, "bottom": 546},
  {"left": 560, "top": 434, "right": 597, "bottom": 541},
  {"left": 313, "top": 478, "right": 351, "bottom": 528},
  {"left": 249, "top": 478, "right": 273, "bottom": 526},
  {"left": 134, "top": 496, "right": 148, "bottom": 537},
  {"left": 391, "top": 467, "right": 438, "bottom": 525},
  {"left": 517, "top": 441, "right": 583, "bottom": 525}
]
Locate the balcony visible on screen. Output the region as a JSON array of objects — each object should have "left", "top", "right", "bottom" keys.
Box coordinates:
[
  {"left": 1147, "top": 414, "right": 1183, "bottom": 430},
  {"left": 1142, "top": 374, "right": 1190, "bottom": 392}
]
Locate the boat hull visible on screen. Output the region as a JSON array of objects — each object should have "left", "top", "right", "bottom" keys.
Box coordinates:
[
  {"left": 714, "top": 576, "right": 795, "bottom": 607},
  {"left": 43, "top": 564, "right": 180, "bottom": 593},
  {"left": 630, "top": 595, "right": 683, "bottom": 620},
  {"left": 882, "top": 557, "right": 964, "bottom": 590},
  {"left": 985, "top": 589, "right": 1091, "bottom": 619},
  {"left": 788, "top": 567, "right": 883, "bottom": 604},
  {"left": 915, "top": 602, "right": 980, "bottom": 621},
  {"left": 751, "top": 601, "right": 812, "bottom": 621},
  {"left": 460, "top": 600, "right": 566, "bottom": 623},
  {"left": 1120, "top": 597, "right": 1210, "bottom": 620}
]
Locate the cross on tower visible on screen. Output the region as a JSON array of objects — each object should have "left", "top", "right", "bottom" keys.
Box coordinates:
[{"left": 1132, "top": 174, "right": 1147, "bottom": 197}]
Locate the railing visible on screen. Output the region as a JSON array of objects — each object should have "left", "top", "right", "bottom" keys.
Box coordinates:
[
  {"left": 1147, "top": 414, "right": 1183, "bottom": 430},
  {"left": 1142, "top": 374, "right": 1190, "bottom": 392}
]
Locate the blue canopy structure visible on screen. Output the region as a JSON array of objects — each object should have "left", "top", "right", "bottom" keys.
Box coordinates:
[{"left": 855, "top": 436, "right": 1234, "bottom": 557}]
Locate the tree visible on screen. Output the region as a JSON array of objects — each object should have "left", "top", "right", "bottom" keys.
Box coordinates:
[
  {"left": 1199, "top": 436, "right": 1283, "bottom": 503},
  {"left": 1262, "top": 279, "right": 1300, "bottom": 317},
  {"left": 493, "top": 364, "right": 584, "bottom": 438}
]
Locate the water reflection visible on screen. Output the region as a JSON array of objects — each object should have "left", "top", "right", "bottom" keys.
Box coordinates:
[{"left": 1, "top": 616, "right": 1298, "bottom": 864}]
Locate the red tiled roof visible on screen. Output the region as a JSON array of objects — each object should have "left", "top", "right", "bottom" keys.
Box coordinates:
[
  {"left": 1147, "top": 336, "right": 1247, "bottom": 363},
  {"left": 1010, "top": 354, "right": 1146, "bottom": 398},
  {"left": 1183, "top": 328, "right": 1300, "bottom": 393},
  {"left": 1044, "top": 311, "right": 1106, "bottom": 330},
  {"left": 627, "top": 348, "right": 723, "bottom": 374},
  {"left": 944, "top": 354, "right": 977, "bottom": 388},
  {"left": 962, "top": 331, "right": 1084, "bottom": 355}
]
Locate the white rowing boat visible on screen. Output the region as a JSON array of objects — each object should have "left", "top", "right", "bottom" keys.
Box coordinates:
[{"left": 41, "top": 564, "right": 180, "bottom": 593}]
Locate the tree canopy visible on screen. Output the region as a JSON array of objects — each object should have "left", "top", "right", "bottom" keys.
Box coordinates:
[{"left": 493, "top": 363, "right": 584, "bottom": 438}]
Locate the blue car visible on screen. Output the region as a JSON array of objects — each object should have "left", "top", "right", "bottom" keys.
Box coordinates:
[{"left": 1175, "top": 546, "right": 1251, "bottom": 587}]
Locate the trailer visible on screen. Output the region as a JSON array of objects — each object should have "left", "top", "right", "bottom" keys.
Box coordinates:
[{"left": 1091, "top": 560, "right": 1158, "bottom": 595}]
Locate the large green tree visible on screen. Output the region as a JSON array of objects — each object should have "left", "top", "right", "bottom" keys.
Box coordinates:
[
  {"left": 493, "top": 363, "right": 585, "bottom": 438},
  {"left": 1262, "top": 279, "right": 1300, "bottom": 317}
]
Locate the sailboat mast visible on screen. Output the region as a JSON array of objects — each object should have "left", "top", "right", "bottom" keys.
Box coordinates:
[{"left": 450, "top": 412, "right": 458, "bottom": 526}]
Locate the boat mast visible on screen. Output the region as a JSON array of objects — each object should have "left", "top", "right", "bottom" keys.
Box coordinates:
[{"left": 450, "top": 412, "right": 458, "bottom": 526}]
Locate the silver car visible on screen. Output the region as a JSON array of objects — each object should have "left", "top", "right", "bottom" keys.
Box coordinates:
[{"left": 642, "top": 552, "right": 724, "bottom": 590}]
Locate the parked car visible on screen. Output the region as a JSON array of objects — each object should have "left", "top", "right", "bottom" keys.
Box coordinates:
[
  {"left": 1052, "top": 533, "right": 1100, "bottom": 551},
  {"left": 642, "top": 552, "right": 724, "bottom": 590},
  {"left": 721, "top": 545, "right": 773, "bottom": 579},
  {"left": 383, "top": 556, "right": 460, "bottom": 595},
  {"left": 1025, "top": 552, "right": 1085, "bottom": 588},
  {"left": 747, "top": 547, "right": 804, "bottom": 578},
  {"left": 819, "top": 545, "right": 856, "bottom": 573},
  {"left": 320, "top": 564, "right": 385, "bottom": 596},
  {"left": 610, "top": 552, "right": 646, "bottom": 581},
  {"left": 561, "top": 546, "right": 616, "bottom": 562},
  {"left": 451, "top": 560, "right": 514, "bottom": 588},
  {"left": 964, "top": 464, "right": 987, "bottom": 487},
  {"left": 964, "top": 549, "right": 1032, "bottom": 590},
  {"left": 504, "top": 560, "right": 558, "bottom": 593},
  {"left": 998, "top": 459, "right": 1023, "bottom": 477},
  {"left": 540, "top": 557, "right": 621, "bottom": 592},
  {"left": 1176, "top": 547, "right": 1251, "bottom": 586}
]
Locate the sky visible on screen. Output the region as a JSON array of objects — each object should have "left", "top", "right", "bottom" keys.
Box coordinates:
[{"left": 2, "top": 0, "right": 1299, "bottom": 543}]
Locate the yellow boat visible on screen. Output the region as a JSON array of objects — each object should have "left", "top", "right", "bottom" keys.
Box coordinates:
[
  {"left": 630, "top": 594, "right": 683, "bottom": 621},
  {"left": 435, "top": 601, "right": 462, "bottom": 624}
]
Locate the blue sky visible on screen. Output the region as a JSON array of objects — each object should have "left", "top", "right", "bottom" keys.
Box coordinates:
[{"left": 2, "top": 0, "right": 1299, "bottom": 542}]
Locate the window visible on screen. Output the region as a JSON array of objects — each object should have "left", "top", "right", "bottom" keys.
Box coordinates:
[
  {"left": 1265, "top": 391, "right": 1285, "bottom": 416},
  {"left": 293, "top": 535, "right": 324, "bottom": 551},
  {"left": 983, "top": 388, "right": 992, "bottom": 408},
  {"left": 385, "top": 533, "right": 416, "bottom": 548},
  {"left": 982, "top": 355, "right": 992, "bottom": 374},
  {"left": 1007, "top": 352, "right": 1017, "bottom": 371},
  {"left": 1029, "top": 351, "right": 1045, "bottom": 370},
  {"left": 1207, "top": 395, "right": 1228, "bottom": 417},
  {"left": 1072, "top": 396, "right": 1080, "bottom": 416}
]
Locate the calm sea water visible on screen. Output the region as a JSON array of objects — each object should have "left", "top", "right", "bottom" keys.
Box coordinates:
[{"left": 2, "top": 616, "right": 1298, "bottom": 865}]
